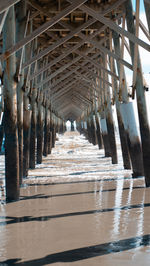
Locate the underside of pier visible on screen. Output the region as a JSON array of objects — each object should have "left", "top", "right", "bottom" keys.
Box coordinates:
[{"left": 0, "top": 0, "right": 150, "bottom": 263}]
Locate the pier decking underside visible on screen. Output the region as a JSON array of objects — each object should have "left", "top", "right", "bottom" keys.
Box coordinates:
[{"left": 0, "top": 132, "right": 150, "bottom": 265}]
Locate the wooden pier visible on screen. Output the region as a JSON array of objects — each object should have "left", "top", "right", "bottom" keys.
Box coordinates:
[{"left": 0, "top": 0, "right": 150, "bottom": 263}]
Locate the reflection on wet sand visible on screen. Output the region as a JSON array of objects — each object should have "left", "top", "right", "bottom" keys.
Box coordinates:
[{"left": 0, "top": 132, "right": 150, "bottom": 265}]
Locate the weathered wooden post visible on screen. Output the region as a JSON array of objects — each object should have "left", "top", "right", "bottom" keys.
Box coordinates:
[
  {"left": 43, "top": 101, "right": 49, "bottom": 157},
  {"left": 87, "top": 117, "right": 92, "bottom": 143},
  {"left": 90, "top": 113, "right": 97, "bottom": 146},
  {"left": 95, "top": 112, "right": 103, "bottom": 149},
  {"left": 37, "top": 89, "right": 43, "bottom": 164},
  {"left": 112, "top": 30, "right": 143, "bottom": 174},
  {"left": 125, "top": 0, "right": 150, "bottom": 183},
  {"left": 98, "top": 77, "right": 111, "bottom": 157},
  {"left": 29, "top": 87, "right": 37, "bottom": 169},
  {"left": 103, "top": 54, "right": 118, "bottom": 164},
  {"left": 23, "top": 102, "right": 31, "bottom": 177},
  {"left": 120, "top": 102, "right": 144, "bottom": 177},
  {"left": 51, "top": 113, "right": 56, "bottom": 148},
  {"left": 23, "top": 22, "right": 32, "bottom": 178},
  {"left": 0, "top": 114, "right": 4, "bottom": 152},
  {"left": 100, "top": 113, "right": 111, "bottom": 157},
  {"left": 96, "top": 75, "right": 110, "bottom": 156},
  {"left": 71, "top": 120, "right": 74, "bottom": 131},
  {"left": 29, "top": 38, "right": 38, "bottom": 169},
  {"left": 109, "top": 33, "right": 131, "bottom": 169},
  {"left": 3, "top": 6, "right": 19, "bottom": 201},
  {"left": 16, "top": 0, "right": 26, "bottom": 184},
  {"left": 48, "top": 109, "right": 52, "bottom": 154}
]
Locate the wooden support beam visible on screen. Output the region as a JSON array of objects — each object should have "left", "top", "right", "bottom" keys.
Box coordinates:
[
  {"left": 0, "top": 9, "right": 9, "bottom": 34},
  {"left": 104, "top": 53, "right": 118, "bottom": 164},
  {"left": 125, "top": 0, "right": 150, "bottom": 185},
  {"left": 3, "top": 6, "right": 19, "bottom": 202},
  {"left": 50, "top": 52, "right": 98, "bottom": 90},
  {"left": 132, "top": 0, "right": 140, "bottom": 99},
  {"left": 0, "top": 0, "right": 20, "bottom": 14},
  {"left": 0, "top": 0, "right": 88, "bottom": 61},
  {"left": 28, "top": 0, "right": 121, "bottom": 81},
  {"left": 16, "top": 0, "right": 27, "bottom": 185},
  {"left": 52, "top": 79, "right": 77, "bottom": 100},
  {"left": 109, "top": 36, "right": 131, "bottom": 169},
  {"left": 29, "top": 39, "right": 85, "bottom": 81},
  {"left": 69, "top": 0, "right": 150, "bottom": 51},
  {"left": 22, "top": 17, "right": 95, "bottom": 70},
  {"left": 37, "top": 90, "right": 44, "bottom": 164},
  {"left": 33, "top": 24, "right": 107, "bottom": 87},
  {"left": 38, "top": 55, "right": 82, "bottom": 88}
]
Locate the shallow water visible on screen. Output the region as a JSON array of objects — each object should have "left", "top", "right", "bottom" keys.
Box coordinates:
[{"left": 0, "top": 131, "right": 150, "bottom": 265}]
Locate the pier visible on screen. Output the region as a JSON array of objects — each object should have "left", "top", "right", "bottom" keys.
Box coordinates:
[{"left": 0, "top": 0, "right": 150, "bottom": 264}]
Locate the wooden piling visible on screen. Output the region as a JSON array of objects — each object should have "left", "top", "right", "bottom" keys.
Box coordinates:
[
  {"left": 125, "top": 0, "right": 150, "bottom": 184},
  {"left": 0, "top": 114, "right": 4, "bottom": 152},
  {"left": 29, "top": 89, "right": 37, "bottom": 169},
  {"left": 95, "top": 113, "right": 103, "bottom": 149},
  {"left": 121, "top": 102, "right": 144, "bottom": 177},
  {"left": 43, "top": 105, "right": 48, "bottom": 156},
  {"left": 103, "top": 54, "right": 118, "bottom": 164},
  {"left": 16, "top": 0, "right": 26, "bottom": 185},
  {"left": 48, "top": 110, "right": 52, "bottom": 154},
  {"left": 90, "top": 114, "right": 97, "bottom": 146},
  {"left": 37, "top": 92, "right": 43, "bottom": 163},
  {"left": 3, "top": 6, "right": 19, "bottom": 201},
  {"left": 23, "top": 108, "right": 31, "bottom": 177},
  {"left": 100, "top": 116, "right": 111, "bottom": 157},
  {"left": 112, "top": 30, "right": 143, "bottom": 172}
]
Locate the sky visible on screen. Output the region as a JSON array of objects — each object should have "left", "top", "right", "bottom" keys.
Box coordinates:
[{"left": 132, "top": 0, "right": 145, "bottom": 12}]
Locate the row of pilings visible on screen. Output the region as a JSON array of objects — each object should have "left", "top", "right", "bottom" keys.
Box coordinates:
[
  {"left": 0, "top": 0, "right": 150, "bottom": 202},
  {"left": 0, "top": 96, "right": 65, "bottom": 202},
  {"left": 77, "top": 108, "right": 145, "bottom": 181},
  {"left": 0, "top": 97, "right": 66, "bottom": 202},
  {"left": 77, "top": 0, "right": 150, "bottom": 188},
  {"left": 0, "top": 3, "right": 66, "bottom": 202}
]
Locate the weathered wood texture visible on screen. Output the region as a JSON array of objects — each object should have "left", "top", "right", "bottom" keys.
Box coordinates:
[
  {"left": 1, "top": 0, "right": 150, "bottom": 196},
  {"left": 3, "top": 6, "right": 20, "bottom": 202},
  {"left": 125, "top": 0, "right": 150, "bottom": 185},
  {"left": 16, "top": 0, "right": 27, "bottom": 185}
]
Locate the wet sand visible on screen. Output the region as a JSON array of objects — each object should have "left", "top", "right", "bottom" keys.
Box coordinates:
[{"left": 0, "top": 131, "right": 150, "bottom": 265}]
